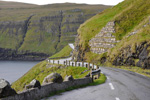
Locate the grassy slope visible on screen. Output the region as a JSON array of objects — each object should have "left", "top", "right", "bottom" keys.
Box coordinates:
[
  {"left": 77, "top": 0, "right": 150, "bottom": 62},
  {"left": 50, "top": 45, "right": 72, "bottom": 58},
  {"left": 12, "top": 60, "right": 106, "bottom": 92},
  {"left": 12, "top": 60, "right": 88, "bottom": 91},
  {"left": 0, "top": 1, "right": 110, "bottom": 56},
  {"left": 12, "top": 44, "right": 106, "bottom": 92},
  {"left": 108, "top": 24, "right": 150, "bottom": 62},
  {"left": 76, "top": 0, "right": 150, "bottom": 77}
]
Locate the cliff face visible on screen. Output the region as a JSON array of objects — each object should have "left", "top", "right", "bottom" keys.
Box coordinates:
[
  {"left": 0, "top": 2, "right": 110, "bottom": 60},
  {"left": 73, "top": 0, "right": 150, "bottom": 69},
  {"left": 111, "top": 41, "right": 150, "bottom": 69}
]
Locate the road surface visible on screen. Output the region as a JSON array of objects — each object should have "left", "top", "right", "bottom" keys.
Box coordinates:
[
  {"left": 43, "top": 67, "right": 150, "bottom": 100},
  {"left": 45, "top": 44, "right": 150, "bottom": 100}
]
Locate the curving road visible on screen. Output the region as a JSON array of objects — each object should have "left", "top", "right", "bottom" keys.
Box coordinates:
[
  {"left": 45, "top": 44, "right": 150, "bottom": 100},
  {"left": 43, "top": 67, "right": 150, "bottom": 100}
]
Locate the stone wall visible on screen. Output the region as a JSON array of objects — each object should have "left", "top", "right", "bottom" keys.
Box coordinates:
[
  {"left": 89, "top": 21, "right": 118, "bottom": 54},
  {"left": 1, "top": 78, "right": 92, "bottom": 100}
]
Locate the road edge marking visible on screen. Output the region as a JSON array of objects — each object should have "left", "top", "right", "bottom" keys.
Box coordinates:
[
  {"left": 115, "top": 97, "right": 120, "bottom": 100},
  {"left": 109, "top": 83, "right": 115, "bottom": 90}
]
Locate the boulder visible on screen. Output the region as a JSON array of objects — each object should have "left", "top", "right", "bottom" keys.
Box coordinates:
[
  {"left": 64, "top": 75, "right": 74, "bottom": 81},
  {"left": 42, "top": 73, "right": 63, "bottom": 84},
  {"left": 25, "top": 79, "right": 41, "bottom": 90},
  {"left": 0, "top": 79, "right": 16, "bottom": 98},
  {"left": 85, "top": 72, "right": 90, "bottom": 77}
]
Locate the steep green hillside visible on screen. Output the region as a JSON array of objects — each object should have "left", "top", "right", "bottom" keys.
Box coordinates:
[
  {"left": 50, "top": 45, "right": 72, "bottom": 58},
  {"left": 74, "top": 0, "right": 150, "bottom": 70},
  {"left": 0, "top": 1, "right": 110, "bottom": 60}
]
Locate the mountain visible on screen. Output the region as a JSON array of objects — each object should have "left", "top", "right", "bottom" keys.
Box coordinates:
[
  {"left": 73, "top": 0, "right": 150, "bottom": 69},
  {"left": 0, "top": 1, "right": 110, "bottom": 60}
]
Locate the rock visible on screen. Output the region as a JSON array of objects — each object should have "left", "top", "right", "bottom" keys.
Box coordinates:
[
  {"left": 64, "top": 75, "right": 74, "bottom": 81},
  {"left": 125, "top": 57, "right": 135, "bottom": 66},
  {"left": 100, "top": 57, "right": 107, "bottom": 64},
  {"left": 42, "top": 73, "right": 63, "bottom": 84},
  {"left": 25, "top": 79, "right": 41, "bottom": 90},
  {"left": 0, "top": 79, "right": 16, "bottom": 98},
  {"left": 136, "top": 45, "right": 150, "bottom": 69},
  {"left": 30, "top": 79, "right": 41, "bottom": 88},
  {"left": 85, "top": 72, "right": 90, "bottom": 77}
]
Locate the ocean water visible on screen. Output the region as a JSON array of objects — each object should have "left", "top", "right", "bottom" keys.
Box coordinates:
[{"left": 0, "top": 61, "right": 39, "bottom": 84}]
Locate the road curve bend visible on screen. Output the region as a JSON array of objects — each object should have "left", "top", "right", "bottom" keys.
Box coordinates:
[{"left": 43, "top": 67, "right": 150, "bottom": 100}]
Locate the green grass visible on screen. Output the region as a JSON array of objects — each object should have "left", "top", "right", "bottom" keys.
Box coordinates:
[
  {"left": 89, "top": 74, "right": 106, "bottom": 85},
  {"left": 12, "top": 61, "right": 90, "bottom": 92},
  {"left": 108, "top": 24, "right": 150, "bottom": 62},
  {"left": 76, "top": 0, "right": 134, "bottom": 61},
  {"left": 76, "top": 0, "right": 150, "bottom": 64},
  {"left": 114, "top": 0, "right": 150, "bottom": 40},
  {"left": 49, "top": 45, "right": 72, "bottom": 58},
  {"left": 12, "top": 58, "right": 107, "bottom": 93},
  {"left": 0, "top": 1, "right": 110, "bottom": 57}
]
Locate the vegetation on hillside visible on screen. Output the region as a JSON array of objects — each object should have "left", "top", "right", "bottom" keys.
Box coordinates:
[
  {"left": 0, "top": 1, "right": 111, "bottom": 60},
  {"left": 76, "top": 0, "right": 150, "bottom": 62},
  {"left": 74, "top": 0, "right": 150, "bottom": 76},
  {"left": 50, "top": 45, "right": 72, "bottom": 58},
  {"left": 12, "top": 61, "right": 90, "bottom": 91}
]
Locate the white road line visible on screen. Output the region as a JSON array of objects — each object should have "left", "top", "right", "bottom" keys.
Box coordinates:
[
  {"left": 109, "top": 83, "right": 115, "bottom": 90},
  {"left": 115, "top": 97, "right": 120, "bottom": 100},
  {"left": 68, "top": 43, "right": 75, "bottom": 50}
]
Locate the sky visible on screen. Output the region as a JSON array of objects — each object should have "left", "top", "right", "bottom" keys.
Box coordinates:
[{"left": 1, "top": 0, "right": 124, "bottom": 5}]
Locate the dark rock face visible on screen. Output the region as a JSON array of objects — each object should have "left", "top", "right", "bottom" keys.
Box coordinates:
[
  {"left": 64, "top": 75, "right": 74, "bottom": 81},
  {"left": 136, "top": 45, "right": 150, "bottom": 69},
  {"left": 100, "top": 57, "right": 107, "bottom": 64},
  {"left": 25, "top": 79, "right": 41, "bottom": 90},
  {"left": 112, "top": 42, "right": 150, "bottom": 69},
  {"left": 0, "top": 79, "right": 16, "bottom": 98},
  {"left": 42, "top": 73, "right": 63, "bottom": 84},
  {"left": 0, "top": 48, "right": 49, "bottom": 61},
  {"left": 72, "top": 36, "right": 85, "bottom": 61}
]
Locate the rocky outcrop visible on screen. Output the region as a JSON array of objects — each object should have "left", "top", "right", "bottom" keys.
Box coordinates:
[
  {"left": 112, "top": 41, "right": 150, "bottom": 69},
  {"left": 64, "top": 75, "right": 74, "bottom": 81},
  {"left": 42, "top": 73, "right": 63, "bottom": 84},
  {"left": 89, "top": 21, "right": 119, "bottom": 54},
  {"left": 0, "top": 79, "right": 16, "bottom": 98},
  {"left": 72, "top": 36, "right": 83, "bottom": 61},
  {"left": 25, "top": 79, "right": 41, "bottom": 90}
]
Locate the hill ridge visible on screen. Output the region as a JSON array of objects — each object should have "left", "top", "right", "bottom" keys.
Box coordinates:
[{"left": 73, "top": 0, "right": 150, "bottom": 69}]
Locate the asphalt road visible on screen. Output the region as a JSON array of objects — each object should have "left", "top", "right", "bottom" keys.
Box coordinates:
[
  {"left": 43, "top": 67, "right": 150, "bottom": 100},
  {"left": 46, "top": 44, "right": 150, "bottom": 100}
]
